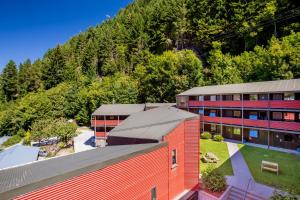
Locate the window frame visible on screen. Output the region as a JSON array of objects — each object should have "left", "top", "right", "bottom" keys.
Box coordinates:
[
  {"left": 151, "top": 187, "right": 157, "bottom": 200},
  {"left": 171, "top": 149, "right": 178, "bottom": 168}
]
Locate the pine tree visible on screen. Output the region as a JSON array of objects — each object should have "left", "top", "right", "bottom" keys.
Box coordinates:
[{"left": 2, "top": 60, "right": 19, "bottom": 101}]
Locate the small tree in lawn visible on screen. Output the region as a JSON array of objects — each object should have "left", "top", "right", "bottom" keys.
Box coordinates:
[{"left": 54, "top": 118, "right": 77, "bottom": 145}]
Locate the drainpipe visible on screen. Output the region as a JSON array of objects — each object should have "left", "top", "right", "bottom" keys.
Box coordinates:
[
  {"left": 267, "top": 93, "right": 270, "bottom": 149},
  {"left": 242, "top": 93, "right": 244, "bottom": 144}
]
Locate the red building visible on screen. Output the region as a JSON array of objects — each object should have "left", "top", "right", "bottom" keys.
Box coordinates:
[
  {"left": 0, "top": 106, "right": 199, "bottom": 200},
  {"left": 91, "top": 103, "right": 175, "bottom": 147},
  {"left": 176, "top": 79, "right": 300, "bottom": 150}
]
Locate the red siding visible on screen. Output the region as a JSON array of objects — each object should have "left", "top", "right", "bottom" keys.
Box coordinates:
[
  {"left": 15, "top": 147, "right": 169, "bottom": 200},
  {"left": 164, "top": 122, "right": 185, "bottom": 199},
  {"left": 270, "top": 121, "right": 300, "bottom": 131},
  {"left": 95, "top": 132, "right": 107, "bottom": 137},
  {"left": 189, "top": 100, "right": 300, "bottom": 110},
  {"left": 184, "top": 119, "right": 200, "bottom": 190},
  {"left": 222, "top": 117, "right": 243, "bottom": 125},
  {"left": 203, "top": 116, "right": 221, "bottom": 123},
  {"left": 243, "top": 119, "right": 268, "bottom": 128},
  {"left": 91, "top": 120, "right": 120, "bottom": 126}
]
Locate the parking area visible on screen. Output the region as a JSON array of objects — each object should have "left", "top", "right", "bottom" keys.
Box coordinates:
[{"left": 73, "top": 128, "right": 95, "bottom": 153}]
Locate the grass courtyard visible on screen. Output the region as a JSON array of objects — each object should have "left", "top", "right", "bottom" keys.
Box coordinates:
[
  {"left": 200, "top": 139, "right": 233, "bottom": 176},
  {"left": 238, "top": 144, "right": 300, "bottom": 194}
]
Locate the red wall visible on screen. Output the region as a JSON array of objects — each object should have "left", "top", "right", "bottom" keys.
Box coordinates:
[
  {"left": 184, "top": 119, "right": 200, "bottom": 190},
  {"left": 15, "top": 147, "right": 170, "bottom": 200},
  {"left": 164, "top": 122, "right": 185, "bottom": 199}
]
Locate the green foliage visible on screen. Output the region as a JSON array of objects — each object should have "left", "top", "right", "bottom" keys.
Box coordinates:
[
  {"left": 58, "top": 142, "right": 66, "bottom": 149},
  {"left": 202, "top": 167, "right": 227, "bottom": 192},
  {"left": 135, "top": 50, "right": 203, "bottom": 102},
  {"left": 2, "top": 135, "right": 22, "bottom": 147},
  {"left": 200, "top": 132, "right": 212, "bottom": 139},
  {"left": 213, "top": 135, "right": 224, "bottom": 142},
  {"left": 2, "top": 60, "right": 18, "bottom": 101},
  {"left": 270, "top": 191, "right": 298, "bottom": 200},
  {"left": 23, "top": 131, "right": 31, "bottom": 146}
]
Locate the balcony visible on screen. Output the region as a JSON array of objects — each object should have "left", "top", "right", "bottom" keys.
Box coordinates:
[
  {"left": 95, "top": 132, "right": 107, "bottom": 138},
  {"left": 189, "top": 100, "right": 300, "bottom": 109},
  {"left": 270, "top": 121, "right": 300, "bottom": 132},
  {"left": 202, "top": 116, "right": 300, "bottom": 131},
  {"left": 91, "top": 120, "right": 121, "bottom": 126}
]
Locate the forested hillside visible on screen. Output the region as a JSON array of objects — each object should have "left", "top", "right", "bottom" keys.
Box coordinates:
[{"left": 0, "top": 0, "right": 299, "bottom": 137}]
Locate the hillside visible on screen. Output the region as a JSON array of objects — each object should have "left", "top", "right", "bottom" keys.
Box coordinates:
[{"left": 0, "top": 0, "right": 300, "bottom": 137}]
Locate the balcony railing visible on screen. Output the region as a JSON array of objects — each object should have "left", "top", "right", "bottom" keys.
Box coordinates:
[
  {"left": 189, "top": 100, "right": 300, "bottom": 109},
  {"left": 202, "top": 116, "right": 300, "bottom": 131},
  {"left": 91, "top": 120, "right": 121, "bottom": 126},
  {"left": 95, "top": 132, "right": 107, "bottom": 138}
]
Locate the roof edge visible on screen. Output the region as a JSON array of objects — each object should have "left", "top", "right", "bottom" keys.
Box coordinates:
[{"left": 0, "top": 142, "right": 167, "bottom": 199}]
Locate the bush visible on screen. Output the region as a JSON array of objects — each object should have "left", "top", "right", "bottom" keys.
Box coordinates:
[
  {"left": 270, "top": 191, "right": 298, "bottom": 200},
  {"left": 23, "top": 131, "right": 31, "bottom": 146},
  {"left": 58, "top": 142, "right": 65, "bottom": 149},
  {"left": 213, "top": 135, "right": 224, "bottom": 142},
  {"left": 2, "top": 135, "right": 22, "bottom": 147},
  {"left": 202, "top": 167, "right": 227, "bottom": 192},
  {"left": 201, "top": 132, "right": 212, "bottom": 139}
]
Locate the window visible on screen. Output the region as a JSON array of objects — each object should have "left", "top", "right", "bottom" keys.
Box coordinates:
[
  {"left": 211, "top": 124, "right": 217, "bottom": 132},
  {"left": 258, "top": 94, "right": 268, "bottom": 100},
  {"left": 151, "top": 187, "right": 157, "bottom": 200},
  {"left": 233, "top": 111, "right": 241, "bottom": 118},
  {"left": 119, "top": 115, "right": 128, "bottom": 120},
  {"left": 225, "top": 127, "right": 232, "bottom": 134},
  {"left": 96, "top": 116, "right": 104, "bottom": 120},
  {"left": 198, "top": 109, "right": 204, "bottom": 115},
  {"left": 189, "top": 96, "right": 197, "bottom": 101},
  {"left": 106, "top": 127, "right": 114, "bottom": 132},
  {"left": 172, "top": 149, "right": 177, "bottom": 167},
  {"left": 199, "top": 96, "right": 204, "bottom": 101},
  {"left": 284, "top": 93, "right": 295, "bottom": 100},
  {"left": 284, "top": 134, "right": 293, "bottom": 142},
  {"left": 223, "top": 95, "right": 233, "bottom": 101},
  {"left": 272, "top": 93, "right": 283, "bottom": 100},
  {"left": 272, "top": 112, "right": 283, "bottom": 120},
  {"left": 233, "top": 94, "right": 241, "bottom": 101},
  {"left": 233, "top": 128, "right": 241, "bottom": 135},
  {"left": 249, "top": 130, "right": 258, "bottom": 138},
  {"left": 249, "top": 112, "right": 258, "bottom": 120},
  {"left": 209, "top": 110, "right": 217, "bottom": 117},
  {"left": 210, "top": 95, "right": 217, "bottom": 101},
  {"left": 107, "top": 116, "right": 117, "bottom": 120},
  {"left": 96, "top": 127, "right": 105, "bottom": 132},
  {"left": 284, "top": 113, "right": 295, "bottom": 121},
  {"left": 250, "top": 94, "right": 258, "bottom": 101}
]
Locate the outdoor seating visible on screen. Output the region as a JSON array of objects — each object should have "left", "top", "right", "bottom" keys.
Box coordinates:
[{"left": 261, "top": 160, "right": 279, "bottom": 175}]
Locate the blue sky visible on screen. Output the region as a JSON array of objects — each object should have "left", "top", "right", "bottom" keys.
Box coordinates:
[{"left": 0, "top": 0, "right": 133, "bottom": 70}]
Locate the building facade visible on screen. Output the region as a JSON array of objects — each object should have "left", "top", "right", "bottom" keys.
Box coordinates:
[
  {"left": 1, "top": 106, "right": 199, "bottom": 200},
  {"left": 91, "top": 103, "right": 175, "bottom": 147},
  {"left": 177, "top": 79, "right": 300, "bottom": 150}
]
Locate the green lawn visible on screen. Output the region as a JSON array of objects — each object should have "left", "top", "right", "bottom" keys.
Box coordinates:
[
  {"left": 200, "top": 139, "right": 233, "bottom": 176},
  {"left": 238, "top": 144, "right": 300, "bottom": 194}
]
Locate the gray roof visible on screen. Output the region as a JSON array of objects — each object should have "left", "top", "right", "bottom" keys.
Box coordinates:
[
  {"left": 145, "top": 103, "right": 176, "bottom": 108},
  {"left": 92, "top": 104, "right": 145, "bottom": 116},
  {"left": 0, "top": 143, "right": 165, "bottom": 199},
  {"left": 178, "top": 79, "right": 300, "bottom": 96},
  {"left": 0, "top": 145, "right": 39, "bottom": 170},
  {"left": 109, "top": 106, "right": 198, "bottom": 140}
]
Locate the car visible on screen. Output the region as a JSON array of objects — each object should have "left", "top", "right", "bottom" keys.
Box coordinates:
[{"left": 38, "top": 150, "right": 48, "bottom": 157}]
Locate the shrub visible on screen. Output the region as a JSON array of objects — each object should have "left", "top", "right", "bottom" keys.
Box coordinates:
[
  {"left": 201, "top": 132, "right": 212, "bottom": 139},
  {"left": 2, "top": 135, "right": 22, "bottom": 147},
  {"left": 58, "top": 142, "right": 65, "bottom": 149},
  {"left": 213, "top": 135, "right": 224, "bottom": 142},
  {"left": 23, "top": 131, "right": 31, "bottom": 146},
  {"left": 202, "top": 167, "right": 227, "bottom": 192},
  {"left": 270, "top": 191, "right": 298, "bottom": 200}
]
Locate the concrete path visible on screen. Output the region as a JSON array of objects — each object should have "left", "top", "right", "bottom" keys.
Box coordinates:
[
  {"left": 73, "top": 128, "right": 95, "bottom": 153},
  {"left": 226, "top": 141, "right": 275, "bottom": 198}
]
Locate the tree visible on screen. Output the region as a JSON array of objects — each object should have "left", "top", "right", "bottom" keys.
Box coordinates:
[
  {"left": 54, "top": 118, "right": 77, "bottom": 144},
  {"left": 18, "top": 59, "right": 42, "bottom": 96},
  {"left": 2, "top": 60, "right": 18, "bottom": 101},
  {"left": 42, "top": 45, "right": 67, "bottom": 89}
]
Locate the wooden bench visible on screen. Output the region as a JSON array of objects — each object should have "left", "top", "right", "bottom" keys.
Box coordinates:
[{"left": 261, "top": 160, "right": 279, "bottom": 175}]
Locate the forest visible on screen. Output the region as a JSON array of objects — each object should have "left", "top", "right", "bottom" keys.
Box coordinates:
[{"left": 0, "top": 0, "right": 299, "bottom": 139}]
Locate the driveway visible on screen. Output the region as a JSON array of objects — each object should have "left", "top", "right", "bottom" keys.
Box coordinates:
[{"left": 74, "top": 128, "right": 95, "bottom": 153}]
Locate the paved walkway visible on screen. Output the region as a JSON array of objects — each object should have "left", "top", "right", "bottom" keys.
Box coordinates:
[
  {"left": 73, "top": 128, "right": 95, "bottom": 153},
  {"left": 226, "top": 141, "right": 275, "bottom": 198}
]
